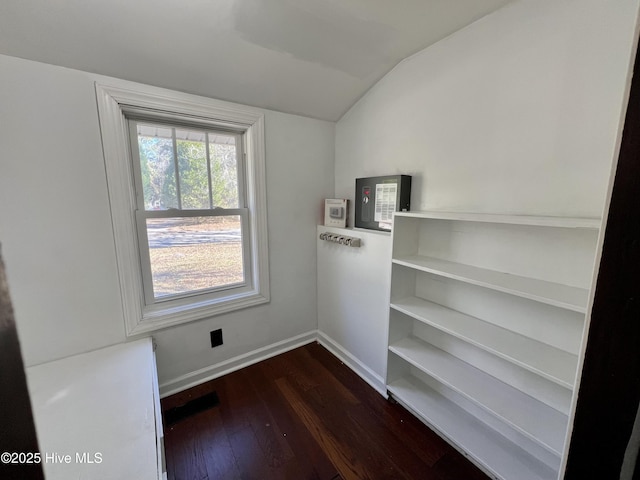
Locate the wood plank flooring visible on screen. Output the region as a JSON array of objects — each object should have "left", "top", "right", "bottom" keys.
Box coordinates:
[{"left": 161, "top": 342, "right": 489, "bottom": 480}]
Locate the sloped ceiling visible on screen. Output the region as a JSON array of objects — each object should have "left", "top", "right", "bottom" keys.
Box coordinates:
[{"left": 0, "top": 0, "right": 514, "bottom": 121}]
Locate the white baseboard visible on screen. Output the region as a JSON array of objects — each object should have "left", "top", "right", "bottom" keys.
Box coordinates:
[
  {"left": 158, "top": 330, "right": 317, "bottom": 398},
  {"left": 158, "top": 329, "right": 388, "bottom": 400},
  {"left": 316, "top": 331, "right": 387, "bottom": 398}
]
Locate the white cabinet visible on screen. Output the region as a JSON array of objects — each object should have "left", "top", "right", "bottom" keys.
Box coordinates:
[
  {"left": 385, "top": 211, "right": 599, "bottom": 480},
  {"left": 27, "top": 338, "right": 166, "bottom": 480}
]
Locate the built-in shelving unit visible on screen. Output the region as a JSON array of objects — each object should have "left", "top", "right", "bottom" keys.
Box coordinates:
[{"left": 386, "top": 211, "right": 600, "bottom": 480}]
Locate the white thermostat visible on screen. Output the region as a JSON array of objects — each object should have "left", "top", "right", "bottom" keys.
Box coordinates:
[{"left": 324, "top": 199, "right": 349, "bottom": 228}]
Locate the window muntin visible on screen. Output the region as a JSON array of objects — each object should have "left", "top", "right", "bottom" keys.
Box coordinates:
[{"left": 130, "top": 121, "right": 249, "bottom": 303}]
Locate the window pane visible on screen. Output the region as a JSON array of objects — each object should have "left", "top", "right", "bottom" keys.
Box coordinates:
[
  {"left": 146, "top": 216, "right": 244, "bottom": 299},
  {"left": 137, "top": 125, "right": 178, "bottom": 210},
  {"left": 176, "top": 129, "right": 210, "bottom": 209},
  {"left": 209, "top": 135, "right": 239, "bottom": 208}
]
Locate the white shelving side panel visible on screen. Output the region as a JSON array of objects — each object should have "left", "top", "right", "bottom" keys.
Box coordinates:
[
  {"left": 390, "top": 297, "right": 578, "bottom": 388},
  {"left": 393, "top": 255, "right": 589, "bottom": 313},
  {"left": 393, "top": 211, "right": 600, "bottom": 229},
  {"left": 389, "top": 337, "right": 567, "bottom": 456},
  {"left": 388, "top": 375, "right": 557, "bottom": 480}
]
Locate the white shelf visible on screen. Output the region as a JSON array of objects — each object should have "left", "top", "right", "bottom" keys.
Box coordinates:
[
  {"left": 393, "top": 211, "right": 600, "bottom": 229},
  {"left": 389, "top": 337, "right": 567, "bottom": 456},
  {"left": 390, "top": 296, "right": 578, "bottom": 388},
  {"left": 387, "top": 375, "right": 557, "bottom": 480},
  {"left": 393, "top": 255, "right": 589, "bottom": 313}
]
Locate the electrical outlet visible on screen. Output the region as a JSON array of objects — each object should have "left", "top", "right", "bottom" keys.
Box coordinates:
[{"left": 210, "top": 329, "right": 223, "bottom": 348}]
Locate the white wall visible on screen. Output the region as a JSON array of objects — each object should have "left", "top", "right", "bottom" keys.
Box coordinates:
[
  {"left": 335, "top": 0, "right": 639, "bottom": 220},
  {"left": 0, "top": 55, "right": 335, "bottom": 385},
  {"left": 0, "top": 55, "right": 126, "bottom": 366},
  {"left": 316, "top": 226, "right": 392, "bottom": 395},
  {"left": 325, "top": 0, "right": 639, "bottom": 389}
]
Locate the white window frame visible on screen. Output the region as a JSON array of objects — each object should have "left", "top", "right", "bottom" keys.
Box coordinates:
[{"left": 96, "top": 82, "right": 270, "bottom": 336}]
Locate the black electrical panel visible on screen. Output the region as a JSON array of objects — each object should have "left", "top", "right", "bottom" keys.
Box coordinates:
[{"left": 355, "top": 175, "right": 411, "bottom": 231}]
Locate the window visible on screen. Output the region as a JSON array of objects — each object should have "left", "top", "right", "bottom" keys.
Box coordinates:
[
  {"left": 96, "top": 82, "right": 269, "bottom": 335},
  {"left": 131, "top": 122, "right": 247, "bottom": 301}
]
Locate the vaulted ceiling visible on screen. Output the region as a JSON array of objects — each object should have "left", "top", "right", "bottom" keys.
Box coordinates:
[{"left": 0, "top": 0, "right": 513, "bottom": 121}]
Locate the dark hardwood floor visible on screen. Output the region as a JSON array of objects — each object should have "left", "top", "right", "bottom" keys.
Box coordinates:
[{"left": 161, "top": 342, "right": 489, "bottom": 480}]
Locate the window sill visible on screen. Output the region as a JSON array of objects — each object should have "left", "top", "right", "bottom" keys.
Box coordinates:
[{"left": 128, "top": 291, "right": 270, "bottom": 335}]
